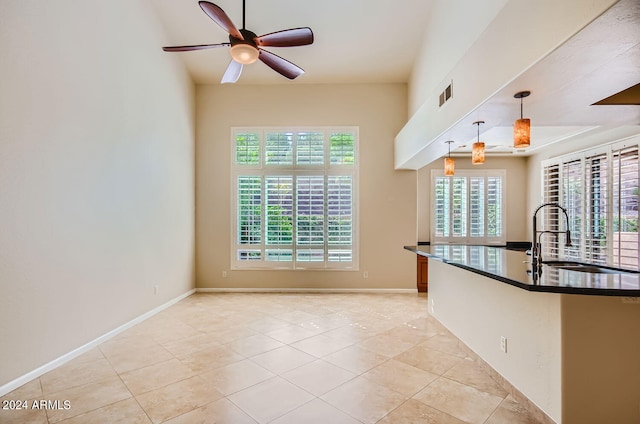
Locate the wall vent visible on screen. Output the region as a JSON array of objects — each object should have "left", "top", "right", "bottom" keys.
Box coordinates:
[{"left": 439, "top": 82, "right": 453, "bottom": 107}]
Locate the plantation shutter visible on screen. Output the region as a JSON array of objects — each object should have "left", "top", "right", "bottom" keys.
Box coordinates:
[
  {"left": 265, "top": 176, "right": 293, "bottom": 262},
  {"left": 330, "top": 133, "right": 355, "bottom": 165},
  {"left": 452, "top": 177, "right": 467, "bottom": 239},
  {"left": 487, "top": 176, "right": 503, "bottom": 238},
  {"left": 542, "top": 164, "right": 561, "bottom": 260},
  {"left": 431, "top": 171, "right": 505, "bottom": 244},
  {"left": 563, "top": 160, "right": 583, "bottom": 260},
  {"left": 434, "top": 177, "right": 450, "bottom": 238},
  {"left": 265, "top": 132, "right": 293, "bottom": 165},
  {"left": 612, "top": 147, "right": 639, "bottom": 268},
  {"left": 541, "top": 141, "right": 640, "bottom": 271},
  {"left": 584, "top": 153, "right": 608, "bottom": 264},
  {"left": 237, "top": 176, "right": 262, "bottom": 261},
  {"left": 327, "top": 175, "right": 353, "bottom": 262},
  {"left": 469, "top": 177, "right": 485, "bottom": 238},
  {"left": 235, "top": 132, "right": 260, "bottom": 165},
  {"left": 232, "top": 127, "right": 358, "bottom": 270},
  {"left": 296, "top": 132, "right": 324, "bottom": 165},
  {"left": 296, "top": 175, "right": 325, "bottom": 263}
]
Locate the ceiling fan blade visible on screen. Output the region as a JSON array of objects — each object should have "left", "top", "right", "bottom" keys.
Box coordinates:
[
  {"left": 198, "top": 1, "right": 243, "bottom": 40},
  {"left": 255, "top": 27, "right": 314, "bottom": 47},
  {"left": 221, "top": 60, "right": 243, "bottom": 84},
  {"left": 163, "top": 43, "right": 230, "bottom": 52},
  {"left": 258, "top": 49, "right": 304, "bottom": 80}
]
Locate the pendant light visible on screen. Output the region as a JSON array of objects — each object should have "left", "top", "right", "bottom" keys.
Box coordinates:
[
  {"left": 472, "top": 121, "right": 485, "bottom": 165},
  {"left": 513, "top": 91, "right": 531, "bottom": 148},
  {"left": 444, "top": 140, "right": 455, "bottom": 176}
]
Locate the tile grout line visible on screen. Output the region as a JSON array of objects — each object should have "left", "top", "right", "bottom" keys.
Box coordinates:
[{"left": 4, "top": 293, "right": 542, "bottom": 424}]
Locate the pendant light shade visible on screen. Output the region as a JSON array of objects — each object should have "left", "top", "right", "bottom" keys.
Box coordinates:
[
  {"left": 444, "top": 157, "right": 455, "bottom": 176},
  {"left": 444, "top": 140, "right": 455, "bottom": 176},
  {"left": 230, "top": 44, "right": 259, "bottom": 64},
  {"left": 514, "top": 118, "right": 530, "bottom": 148},
  {"left": 472, "top": 121, "right": 485, "bottom": 165},
  {"left": 513, "top": 91, "right": 531, "bottom": 148}
]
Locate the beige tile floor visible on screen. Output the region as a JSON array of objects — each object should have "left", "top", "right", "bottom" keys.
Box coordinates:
[{"left": 0, "top": 293, "right": 542, "bottom": 424}]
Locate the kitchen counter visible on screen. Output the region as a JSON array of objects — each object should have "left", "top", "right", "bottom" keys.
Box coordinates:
[
  {"left": 405, "top": 244, "right": 640, "bottom": 296},
  {"left": 411, "top": 244, "right": 640, "bottom": 422}
]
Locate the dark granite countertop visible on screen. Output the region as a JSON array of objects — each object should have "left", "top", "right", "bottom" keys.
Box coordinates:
[{"left": 405, "top": 244, "right": 640, "bottom": 296}]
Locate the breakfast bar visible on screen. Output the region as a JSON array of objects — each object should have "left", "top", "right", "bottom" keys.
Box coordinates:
[
  {"left": 405, "top": 244, "right": 640, "bottom": 296},
  {"left": 405, "top": 244, "right": 640, "bottom": 424}
]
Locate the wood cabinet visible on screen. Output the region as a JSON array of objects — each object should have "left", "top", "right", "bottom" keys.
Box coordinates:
[{"left": 417, "top": 254, "right": 428, "bottom": 292}]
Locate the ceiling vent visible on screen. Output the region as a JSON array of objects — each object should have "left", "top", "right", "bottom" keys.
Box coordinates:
[{"left": 439, "top": 82, "right": 453, "bottom": 107}]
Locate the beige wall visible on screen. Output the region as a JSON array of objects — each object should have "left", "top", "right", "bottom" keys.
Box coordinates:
[
  {"left": 409, "top": 0, "right": 508, "bottom": 115},
  {"left": 417, "top": 156, "right": 529, "bottom": 242},
  {"left": 0, "top": 0, "right": 195, "bottom": 389},
  {"left": 196, "top": 84, "right": 417, "bottom": 290}
]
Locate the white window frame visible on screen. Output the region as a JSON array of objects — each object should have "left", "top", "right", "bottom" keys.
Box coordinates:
[
  {"left": 430, "top": 169, "right": 507, "bottom": 245},
  {"left": 540, "top": 135, "right": 640, "bottom": 270},
  {"left": 231, "top": 127, "right": 359, "bottom": 270}
]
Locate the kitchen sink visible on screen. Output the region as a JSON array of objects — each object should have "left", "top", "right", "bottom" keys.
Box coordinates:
[{"left": 542, "top": 261, "right": 632, "bottom": 274}]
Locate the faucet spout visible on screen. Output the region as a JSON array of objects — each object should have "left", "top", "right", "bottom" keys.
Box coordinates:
[{"left": 531, "top": 202, "right": 572, "bottom": 272}]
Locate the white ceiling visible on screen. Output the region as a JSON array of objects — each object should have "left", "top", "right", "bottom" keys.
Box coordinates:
[
  {"left": 151, "top": 0, "right": 640, "bottom": 162},
  {"left": 437, "top": 0, "right": 640, "bottom": 159},
  {"left": 151, "top": 0, "right": 436, "bottom": 85}
]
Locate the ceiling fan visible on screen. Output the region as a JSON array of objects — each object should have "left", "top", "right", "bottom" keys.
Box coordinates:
[{"left": 162, "top": 0, "right": 314, "bottom": 83}]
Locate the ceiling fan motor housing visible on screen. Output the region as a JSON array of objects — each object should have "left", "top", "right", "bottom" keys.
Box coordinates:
[{"left": 230, "top": 29, "right": 258, "bottom": 48}]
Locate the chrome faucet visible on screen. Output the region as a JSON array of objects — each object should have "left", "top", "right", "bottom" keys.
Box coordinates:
[{"left": 529, "top": 202, "right": 572, "bottom": 272}]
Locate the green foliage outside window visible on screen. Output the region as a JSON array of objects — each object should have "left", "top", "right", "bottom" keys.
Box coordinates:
[
  {"left": 266, "top": 205, "right": 293, "bottom": 244},
  {"left": 330, "top": 133, "right": 355, "bottom": 165},
  {"left": 236, "top": 133, "right": 260, "bottom": 165}
]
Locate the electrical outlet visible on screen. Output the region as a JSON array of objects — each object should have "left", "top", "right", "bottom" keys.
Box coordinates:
[
  {"left": 500, "top": 336, "right": 508, "bottom": 353},
  {"left": 222, "top": 271, "right": 227, "bottom": 278},
  {"left": 363, "top": 271, "right": 369, "bottom": 279},
  {"left": 154, "top": 285, "right": 159, "bottom": 295}
]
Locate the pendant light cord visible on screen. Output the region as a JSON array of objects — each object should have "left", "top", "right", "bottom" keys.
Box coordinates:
[{"left": 472, "top": 120, "right": 484, "bottom": 143}]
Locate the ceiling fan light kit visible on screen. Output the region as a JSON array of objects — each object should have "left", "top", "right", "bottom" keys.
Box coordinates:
[
  {"left": 230, "top": 44, "right": 259, "bottom": 64},
  {"left": 162, "top": 0, "right": 314, "bottom": 83}
]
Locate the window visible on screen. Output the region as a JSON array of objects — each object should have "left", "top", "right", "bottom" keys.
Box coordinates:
[
  {"left": 431, "top": 170, "right": 506, "bottom": 245},
  {"left": 541, "top": 138, "right": 640, "bottom": 270},
  {"left": 232, "top": 128, "right": 358, "bottom": 270}
]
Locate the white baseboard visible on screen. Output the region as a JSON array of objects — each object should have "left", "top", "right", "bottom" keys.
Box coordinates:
[
  {"left": 0, "top": 289, "right": 196, "bottom": 398},
  {"left": 196, "top": 287, "right": 418, "bottom": 294}
]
